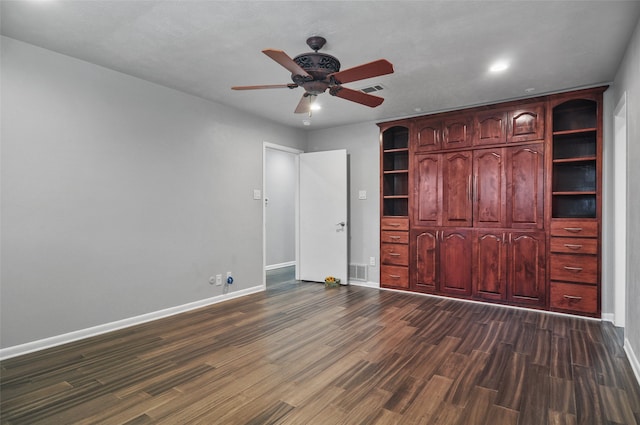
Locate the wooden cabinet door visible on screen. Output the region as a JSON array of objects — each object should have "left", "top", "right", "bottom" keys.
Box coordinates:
[
  {"left": 474, "top": 230, "right": 507, "bottom": 301},
  {"left": 412, "top": 228, "right": 438, "bottom": 292},
  {"left": 442, "top": 115, "right": 473, "bottom": 149},
  {"left": 414, "top": 118, "right": 441, "bottom": 152},
  {"left": 442, "top": 151, "right": 473, "bottom": 226},
  {"left": 413, "top": 154, "right": 442, "bottom": 226},
  {"left": 440, "top": 229, "right": 473, "bottom": 296},
  {"left": 506, "top": 144, "right": 544, "bottom": 229},
  {"left": 473, "top": 148, "right": 506, "bottom": 227},
  {"left": 507, "top": 231, "right": 546, "bottom": 306},
  {"left": 474, "top": 109, "right": 508, "bottom": 146},
  {"left": 507, "top": 104, "right": 545, "bottom": 143}
]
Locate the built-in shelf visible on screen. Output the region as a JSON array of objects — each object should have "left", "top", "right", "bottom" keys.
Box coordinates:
[
  {"left": 381, "top": 126, "right": 409, "bottom": 217},
  {"left": 552, "top": 99, "right": 598, "bottom": 219}
]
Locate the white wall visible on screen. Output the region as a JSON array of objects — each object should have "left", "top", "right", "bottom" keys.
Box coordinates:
[
  {"left": 610, "top": 18, "right": 640, "bottom": 370},
  {"left": 0, "top": 37, "right": 306, "bottom": 349},
  {"left": 307, "top": 122, "right": 380, "bottom": 284}
]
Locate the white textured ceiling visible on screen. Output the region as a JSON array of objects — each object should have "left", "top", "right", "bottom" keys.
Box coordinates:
[{"left": 2, "top": 1, "right": 639, "bottom": 130}]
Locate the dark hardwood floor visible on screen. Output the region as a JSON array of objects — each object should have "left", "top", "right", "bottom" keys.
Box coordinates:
[{"left": 2, "top": 278, "right": 639, "bottom": 424}]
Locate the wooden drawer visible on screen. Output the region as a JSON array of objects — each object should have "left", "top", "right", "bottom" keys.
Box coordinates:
[
  {"left": 381, "top": 231, "right": 409, "bottom": 244},
  {"left": 381, "top": 243, "right": 409, "bottom": 266},
  {"left": 550, "top": 282, "right": 598, "bottom": 314},
  {"left": 550, "top": 237, "right": 598, "bottom": 255},
  {"left": 381, "top": 217, "right": 409, "bottom": 231},
  {"left": 550, "top": 254, "right": 598, "bottom": 284},
  {"left": 551, "top": 220, "right": 598, "bottom": 238},
  {"left": 381, "top": 265, "right": 409, "bottom": 288}
]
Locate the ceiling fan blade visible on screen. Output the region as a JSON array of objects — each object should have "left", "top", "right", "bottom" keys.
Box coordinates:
[
  {"left": 232, "top": 84, "right": 297, "bottom": 90},
  {"left": 294, "top": 94, "right": 311, "bottom": 114},
  {"left": 329, "top": 59, "right": 394, "bottom": 84},
  {"left": 262, "top": 49, "right": 311, "bottom": 77},
  {"left": 330, "top": 86, "right": 385, "bottom": 108}
]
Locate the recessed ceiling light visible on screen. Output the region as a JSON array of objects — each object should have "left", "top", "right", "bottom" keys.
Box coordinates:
[
  {"left": 489, "top": 60, "right": 509, "bottom": 73},
  {"left": 525, "top": 88, "right": 536, "bottom": 93},
  {"left": 414, "top": 107, "right": 423, "bottom": 113}
]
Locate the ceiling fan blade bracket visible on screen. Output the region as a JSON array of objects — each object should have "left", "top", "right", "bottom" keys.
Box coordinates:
[{"left": 292, "top": 74, "right": 314, "bottom": 85}]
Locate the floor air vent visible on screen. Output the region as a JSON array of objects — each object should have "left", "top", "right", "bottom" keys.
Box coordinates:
[{"left": 349, "top": 264, "right": 367, "bottom": 281}]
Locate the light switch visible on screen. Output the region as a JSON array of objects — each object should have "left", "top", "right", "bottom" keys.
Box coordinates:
[
  {"left": 253, "top": 189, "right": 261, "bottom": 200},
  {"left": 358, "top": 190, "right": 367, "bottom": 200}
]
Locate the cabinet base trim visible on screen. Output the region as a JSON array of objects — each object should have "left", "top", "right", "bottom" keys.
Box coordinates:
[{"left": 378, "top": 285, "right": 601, "bottom": 321}]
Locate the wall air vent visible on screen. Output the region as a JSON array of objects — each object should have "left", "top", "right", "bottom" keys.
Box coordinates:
[
  {"left": 359, "top": 84, "right": 385, "bottom": 94},
  {"left": 349, "top": 264, "right": 368, "bottom": 281}
]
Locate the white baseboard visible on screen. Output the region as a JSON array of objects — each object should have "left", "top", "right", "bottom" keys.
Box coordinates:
[
  {"left": 624, "top": 338, "right": 640, "bottom": 388},
  {"left": 0, "top": 285, "right": 264, "bottom": 361},
  {"left": 601, "top": 312, "right": 615, "bottom": 323},
  {"left": 265, "top": 261, "right": 296, "bottom": 271},
  {"left": 349, "top": 280, "right": 380, "bottom": 289}
]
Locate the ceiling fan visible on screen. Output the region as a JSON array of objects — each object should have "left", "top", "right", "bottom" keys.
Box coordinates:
[{"left": 232, "top": 36, "right": 394, "bottom": 114}]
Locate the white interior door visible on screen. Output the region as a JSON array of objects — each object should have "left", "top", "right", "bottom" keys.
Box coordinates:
[{"left": 299, "top": 150, "right": 348, "bottom": 283}]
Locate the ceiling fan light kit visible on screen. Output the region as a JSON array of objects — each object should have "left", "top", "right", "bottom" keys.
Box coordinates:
[{"left": 232, "top": 36, "right": 394, "bottom": 114}]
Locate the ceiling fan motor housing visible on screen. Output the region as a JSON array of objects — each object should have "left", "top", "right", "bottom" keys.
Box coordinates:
[{"left": 292, "top": 52, "right": 340, "bottom": 94}]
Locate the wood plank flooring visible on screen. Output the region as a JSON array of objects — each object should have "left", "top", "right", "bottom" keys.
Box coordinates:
[{"left": 2, "top": 279, "right": 639, "bottom": 424}]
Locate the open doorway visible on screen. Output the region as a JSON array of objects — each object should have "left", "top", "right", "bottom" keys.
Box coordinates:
[{"left": 263, "top": 143, "right": 302, "bottom": 287}]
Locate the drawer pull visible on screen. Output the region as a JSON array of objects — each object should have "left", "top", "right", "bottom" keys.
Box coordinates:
[
  {"left": 388, "top": 275, "right": 401, "bottom": 279},
  {"left": 563, "top": 227, "right": 583, "bottom": 233},
  {"left": 563, "top": 295, "right": 583, "bottom": 302},
  {"left": 389, "top": 236, "right": 401, "bottom": 240},
  {"left": 388, "top": 223, "right": 401, "bottom": 227},
  {"left": 389, "top": 253, "right": 401, "bottom": 257},
  {"left": 563, "top": 266, "right": 583, "bottom": 272},
  {"left": 564, "top": 244, "right": 583, "bottom": 250}
]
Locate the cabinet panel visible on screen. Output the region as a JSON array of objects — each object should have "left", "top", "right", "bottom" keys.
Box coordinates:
[
  {"left": 550, "top": 282, "right": 598, "bottom": 314},
  {"left": 381, "top": 265, "right": 409, "bottom": 288},
  {"left": 413, "top": 154, "right": 442, "bottom": 226},
  {"left": 381, "top": 217, "right": 409, "bottom": 231},
  {"left": 415, "top": 118, "right": 441, "bottom": 152},
  {"left": 473, "top": 149, "right": 506, "bottom": 227},
  {"left": 381, "top": 243, "right": 409, "bottom": 266},
  {"left": 474, "top": 110, "right": 508, "bottom": 146},
  {"left": 442, "top": 116, "right": 473, "bottom": 149},
  {"left": 550, "top": 237, "right": 597, "bottom": 255},
  {"left": 550, "top": 254, "right": 597, "bottom": 284},
  {"left": 507, "top": 104, "right": 545, "bottom": 143},
  {"left": 550, "top": 220, "right": 597, "bottom": 237},
  {"left": 381, "top": 231, "right": 409, "bottom": 244},
  {"left": 508, "top": 231, "right": 546, "bottom": 306},
  {"left": 507, "top": 144, "right": 544, "bottom": 229},
  {"left": 442, "top": 151, "right": 473, "bottom": 226},
  {"left": 474, "top": 231, "right": 507, "bottom": 300},
  {"left": 413, "top": 229, "right": 438, "bottom": 291},
  {"left": 440, "top": 230, "right": 473, "bottom": 296}
]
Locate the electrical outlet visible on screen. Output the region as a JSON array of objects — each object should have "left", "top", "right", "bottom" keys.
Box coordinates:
[{"left": 215, "top": 274, "right": 222, "bottom": 286}]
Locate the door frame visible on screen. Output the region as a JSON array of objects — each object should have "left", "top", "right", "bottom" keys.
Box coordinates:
[
  {"left": 612, "top": 92, "right": 628, "bottom": 328},
  {"left": 262, "top": 142, "right": 304, "bottom": 287}
]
